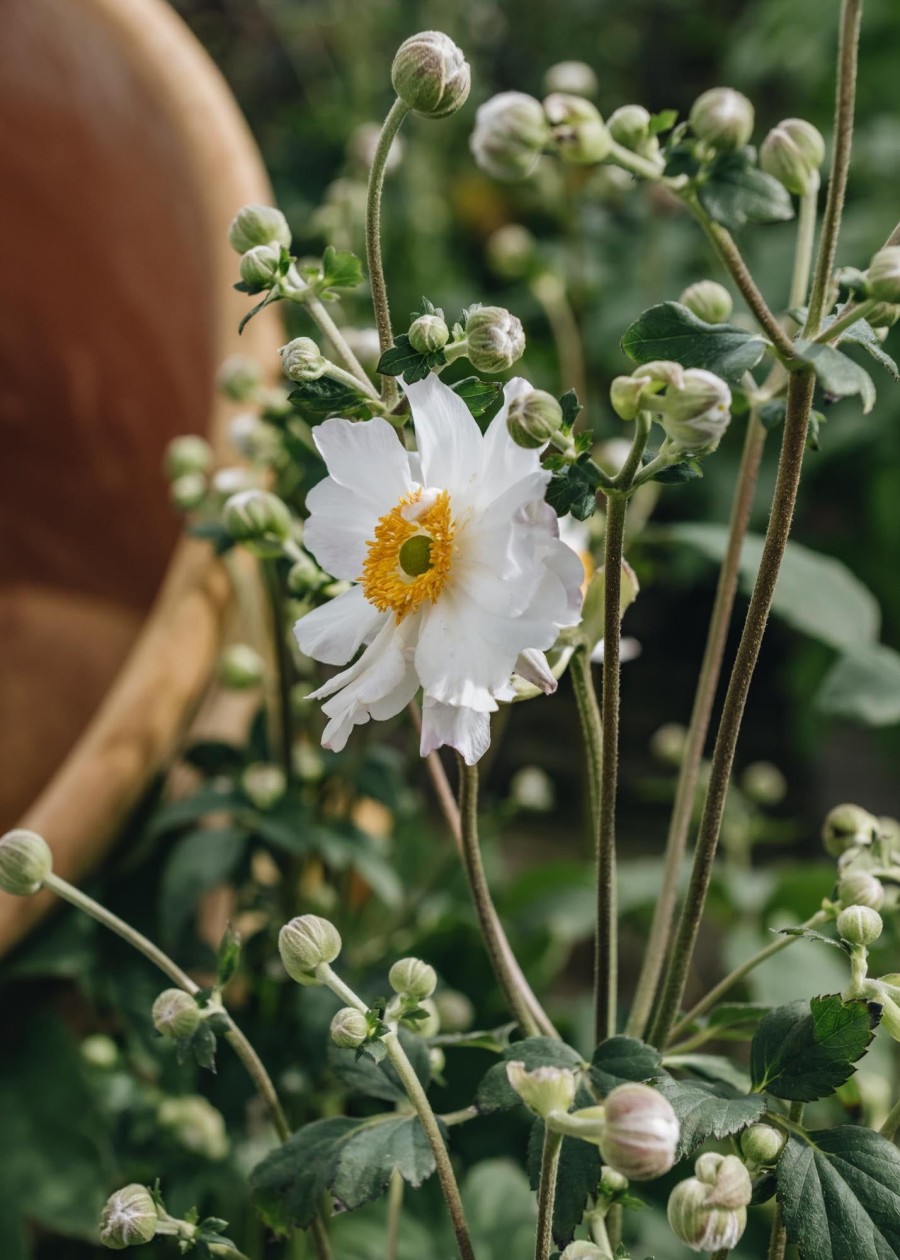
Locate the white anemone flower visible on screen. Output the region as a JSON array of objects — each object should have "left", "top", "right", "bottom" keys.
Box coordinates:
[{"left": 294, "top": 374, "right": 584, "bottom": 764}]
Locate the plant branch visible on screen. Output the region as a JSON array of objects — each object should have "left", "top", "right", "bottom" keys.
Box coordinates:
[
  {"left": 385, "top": 1167, "right": 404, "bottom": 1260},
  {"left": 283, "top": 283, "right": 377, "bottom": 394},
  {"left": 534, "top": 1127, "right": 564, "bottom": 1260},
  {"left": 261, "top": 558, "right": 294, "bottom": 783},
  {"left": 366, "top": 96, "right": 410, "bottom": 407},
  {"left": 789, "top": 184, "right": 820, "bottom": 314},
  {"left": 880, "top": 1097, "right": 900, "bottom": 1142}
]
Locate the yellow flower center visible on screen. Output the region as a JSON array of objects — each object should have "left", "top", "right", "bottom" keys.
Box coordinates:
[{"left": 360, "top": 489, "right": 456, "bottom": 621}]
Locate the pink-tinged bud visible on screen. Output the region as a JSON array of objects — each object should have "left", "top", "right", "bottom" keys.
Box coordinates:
[{"left": 598, "top": 1083, "right": 679, "bottom": 1181}]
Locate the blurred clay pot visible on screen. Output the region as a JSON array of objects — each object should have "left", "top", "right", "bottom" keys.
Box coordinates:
[{"left": 0, "top": 0, "right": 282, "bottom": 952}]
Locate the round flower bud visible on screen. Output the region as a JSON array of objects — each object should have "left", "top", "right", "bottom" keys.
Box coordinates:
[
  {"left": 228, "top": 203, "right": 291, "bottom": 255},
  {"left": 0, "top": 828, "right": 53, "bottom": 895},
  {"left": 391, "top": 31, "right": 471, "bottom": 119},
  {"left": 169, "top": 473, "right": 207, "bottom": 513},
  {"left": 668, "top": 1176, "right": 748, "bottom": 1253},
  {"left": 470, "top": 92, "right": 550, "bottom": 182},
  {"left": 99, "top": 1184, "right": 158, "bottom": 1250},
  {"left": 599, "top": 1165, "right": 629, "bottom": 1196},
  {"left": 650, "top": 722, "right": 688, "bottom": 766},
  {"left": 867, "top": 247, "right": 900, "bottom": 304},
  {"left": 389, "top": 957, "right": 438, "bottom": 1000},
  {"left": 279, "top": 914, "right": 342, "bottom": 983},
  {"left": 560, "top": 1244, "right": 608, "bottom": 1260},
  {"left": 543, "top": 61, "right": 598, "bottom": 99},
  {"left": 544, "top": 94, "right": 612, "bottom": 165},
  {"left": 280, "top": 337, "right": 327, "bottom": 383},
  {"left": 219, "top": 643, "right": 265, "bottom": 690},
  {"left": 242, "top": 763, "right": 287, "bottom": 811},
  {"left": 608, "top": 104, "right": 653, "bottom": 151},
  {"left": 690, "top": 87, "right": 754, "bottom": 151},
  {"left": 223, "top": 489, "right": 292, "bottom": 556},
  {"left": 157, "top": 1095, "right": 229, "bottom": 1160},
  {"left": 152, "top": 989, "right": 202, "bottom": 1040},
  {"left": 433, "top": 989, "right": 475, "bottom": 1033},
  {"left": 464, "top": 306, "right": 526, "bottom": 372},
  {"left": 82, "top": 1034, "right": 119, "bottom": 1070},
  {"left": 217, "top": 354, "right": 262, "bottom": 402},
  {"left": 741, "top": 760, "right": 787, "bottom": 806},
  {"left": 486, "top": 224, "right": 537, "bottom": 281},
  {"left": 741, "top": 1122, "right": 787, "bottom": 1167},
  {"left": 598, "top": 1083, "right": 679, "bottom": 1180},
  {"left": 866, "top": 302, "right": 900, "bottom": 330},
  {"left": 760, "top": 118, "right": 825, "bottom": 196},
  {"left": 838, "top": 870, "right": 885, "bottom": 912},
  {"left": 211, "top": 465, "right": 257, "bottom": 498},
  {"left": 610, "top": 374, "right": 650, "bottom": 422},
  {"left": 239, "top": 243, "right": 282, "bottom": 288},
  {"left": 414, "top": 997, "right": 441, "bottom": 1038},
  {"left": 693, "top": 1153, "right": 752, "bottom": 1209},
  {"left": 506, "top": 389, "right": 564, "bottom": 449},
  {"left": 506, "top": 1061, "right": 577, "bottom": 1118},
  {"left": 659, "top": 368, "right": 732, "bottom": 455},
  {"left": 287, "top": 551, "right": 324, "bottom": 595},
  {"left": 429, "top": 1046, "right": 446, "bottom": 1075},
  {"left": 163, "top": 434, "right": 214, "bottom": 481},
  {"left": 822, "top": 803, "right": 878, "bottom": 857},
  {"left": 509, "top": 765, "right": 555, "bottom": 812},
  {"left": 837, "top": 904, "right": 883, "bottom": 947},
  {"left": 679, "top": 280, "right": 733, "bottom": 325},
  {"left": 330, "top": 1006, "right": 370, "bottom": 1049},
  {"left": 408, "top": 313, "right": 450, "bottom": 354}
]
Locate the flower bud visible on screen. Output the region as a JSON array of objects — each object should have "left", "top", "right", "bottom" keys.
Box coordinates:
[
  {"left": 82, "top": 1034, "right": 119, "bottom": 1070},
  {"left": 330, "top": 1006, "right": 370, "bottom": 1049},
  {"left": 838, "top": 870, "right": 885, "bottom": 911},
  {"left": 599, "top": 1165, "right": 629, "bottom": 1196},
  {"left": 486, "top": 224, "right": 537, "bottom": 280},
  {"left": 223, "top": 489, "right": 292, "bottom": 556},
  {"left": 668, "top": 1177, "right": 747, "bottom": 1253},
  {"left": 560, "top": 1245, "right": 608, "bottom": 1260},
  {"left": 228, "top": 204, "right": 291, "bottom": 255},
  {"left": 650, "top": 722, "right": 688, "bottom": 766},
  {"left": 608, "top": 104, "right": 653, "bottom": 151},
  {"left": 239, "top": 243, "right": 282, "bottom": 288},
  {"left": 211, "top": 466, "right": 257, "bottom": 498},
  {"left": 470, "top": 92, "right": 550, "bottom": 182},
  {"left": 415, "top": 997, "right": 441, "bottom": 1037},
  {"left": 876, "top": 992, "right": 900, "bottom": 1040},
  {"left": 430, "top": 1046, "right": 446, "bottom": 1074},
  {"left": 543, "top": 61, "right": 598, "bottom": 99},
  {"left": 544, "top": 94, "right": 612, "bottom": 165},
  {"left": 760, "top": 118, "right": 825, "bottom": 196},
  {"left": 217, "top": 354, "right": 262, "bottom": 402},
  {"left": 99, "top": 1184, "right": 159, "bottom": 1250},
  {"left": 822, "top": 803, "right": 878, "bottom": 857},
  {"left": 609, "top": 375, "right": 650, "bottom": 422},
  {"left": 741, "top": 1122, "right": 787, "bottom": 1167},
  {"left": 408, "top": 313, "right": 450, "bottom": 354},
  {"left": 433, "top": 989, "right": 475, "bottom": 1033},
  {"left": 506, "top": 389, "right": 564, "bottom": 449},
  {"left": 389, "top": 957, "right": 438, "bottom": 1000},
  {"left": 509, "top": 765, "right": 555, "bottom": 812},
  {"left": 598, "top": 1083, "right": 679, "bottom": 1180},
  {"left": 164, "top": 435, "right": 214, "bottom": 481},
  {"left": 837, "top": 904, "right": 883, "bottom": 947},
  {"left": 280, "top": 337, "right": 327, "bottom": 383},
  {"left": 867, "top": 247, "right": 900, "bottom": 305},
  {"left": 679, "top": 280, "right": 733, "bottom": 325},
  {"left": 391, "top": 31, "right": 471, "bottom": 119},
  {"left": 158, "top": 1095, "right": 229, "bottom": 1160},
  {"left": 152, "top": 989, "right": 202, "bottom": 1040},
  {"left": 219, "top": 643, "right": 265, "bottom": 690},
  {"left": 694, "top": 1153, "right": 752, "bottom": 1208},
  {"left": 286, "top": 552, "right": 324, "bottom": 595},
  {"left": 658, "top": 368, "right": 732, "bottom": 455},
  {"left": 242, "top": 763, "right": 287, "bottom": 811},
  {"left": 866, "top": 302, "right": 900, "bottom": 330},
  {"left": 506, "top": 1060, "right": 577, "bottom": 1117},
  {"left": 689, "top": 87, "right": 754, "bottom": 151},
  {"left": 0, "top": 828, "right": 53, "bottom": 895},
  {"left": 169, "top": 473, "right": 208, "bottom": 513},
  {"left": 464, "top": 306, "right": 526, "bottom": 372},
  {"left": 279, "top": 914, "right": 342, "bottom": 983},
  {"left": 740, "top": 760, "right": 787, "bottom": 806}
]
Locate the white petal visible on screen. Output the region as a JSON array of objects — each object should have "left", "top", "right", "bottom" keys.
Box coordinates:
[
  {"left": 415, "top": 591, "right": 517, "bottom": 710},
  {"left": 313, "top": 416, "right": 413, "bottom": 511},
  {"left": 311, "top": 617, "right": 419, "bottom": 750},
  {"left": 404, "top": 374, "right": 484, "bottom": 497},
  {"left": 293, "top": 586, "right": 386, "bottom": 666},
  {"left": 420, "top": 699, "right": 491, "bottom": 765},
  {"left": 477, "top": 377, "right": 546, "bottom": 506},
  {"left": 514, "top": 649, "right": 558, "bottom": 695},
  {"left": 303, "top": 477, "right": 377, "bottom": 579}
]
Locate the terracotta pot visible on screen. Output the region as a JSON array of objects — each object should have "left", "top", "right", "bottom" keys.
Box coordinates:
[{"left": 0, "top": 0, "right": 282, "bottom": 952}]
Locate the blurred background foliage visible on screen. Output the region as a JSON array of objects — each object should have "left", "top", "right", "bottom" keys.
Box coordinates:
[{"left": 2, "top": 0, "right": 899, "bottom": 1257}]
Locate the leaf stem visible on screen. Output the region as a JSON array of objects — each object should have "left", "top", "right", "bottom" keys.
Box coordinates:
[
  {"left": 283, "top": 284, "right": 376, "bottom": 393},
  {"left": 534, "top": 1127, "right": 564, "bottom": 1260},
  {"left": 385, "top": 1167, "right": 404, "bottom": 1260},
  {"left": 366, "top": 96, "right": 410, "bottom": 407},
  {"left": 789, "top": 184, "right": 820, "bottom": 313}
]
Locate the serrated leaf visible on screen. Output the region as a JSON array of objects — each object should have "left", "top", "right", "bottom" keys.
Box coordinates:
[
  {"left": 527, "top": 1118, "right": 601, "bottom": 1246},
  {"left": 330, "top": 1030, "right": 430, "bottom": 1103},
  {"left": 238, "top": 288, "right": 282, "bottom": 334},
  {"left": 333, "top": 1115, "right": 438, "bottom": 1210},
  {"left": 647, "top": 455, "right": 703, "bottom": 484},
  {"left": 793, "top": 340, "right": 877, "bottom": 414},
  {"left": 250, "top": 1117, "right": 361, "bottom": 1231},
  {"left": 708, "top": 1002, "right": 771, "bottom": 1032},
  {"left": 451, "top": 376, "right": 502, "bottom": 417},
  {"left": 559, "top": 389, "right": 582, "bottom": 427},
  {"left": 319, "top": 245, "right": 364, "bottom": 293},
  {"left": 697, "top": 149, "right": 795, "bottom": 230},
  {"left": 817, "top": 643, "right": 900, "bottom": 728},
  {"left": 589, "top": 1036, "right": 662, "bottom": 1094},
  {"left": 191, "top": 1021, "right": 219, "bottom": 1072},
  {"left": 476, "top": 1037, "right": 584, "bottom": 1114},
  {"left": 376, "top": 334, "right": 445, "bottom": 381},
  {"left": 621, "top": 301, "right": 766, "bottom": 383},
  {"left": 826, "top": 309, "right": 900, "bottom": 381},
  {"left": 546, "top": 460, "right": 599, "bottom": 520},
  {"left": 288, "top": 376, "right": 370, "bottom": 422},
  {"left": 776, "top": 927, "right": 849, "bottom": 951},
  {"left": 777, "top": 1126, "right": 900, "bottom": 1260},
  {"left": 432, "top": 1024, "right": 518, "bottom": 1054},
  {"left": 750, "top": 995, "right": 878, "bottom": 1101},
  {"left": 656, "top": 1076, "right": 765, "bottom": 1158}
]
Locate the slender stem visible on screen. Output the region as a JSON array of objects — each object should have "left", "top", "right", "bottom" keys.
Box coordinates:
[
  {"left": 607, "top": 139, "right": 665, "bottom": 181},
  {"left": 457, "top": 760, "right": 556, "bottom": 1038},
  {"left": 570, "top": 644, "right": 606, "bottom": 1030},
  {"left": 534, "top": 1128, "right": 563, "bottom": 1260},
  {"left": 283, "top": 284, "right": 375, "bottom": 392},
  {"left": 804, "top": 0, "right": 863, "bottom": 335},
  {"left": 667, "top": 909, "right": 830, "bottom": 1043},
  {"left": 530, "top": 272, "right": 587, "bottom": 404},
  {"left": 768, "top": 1103, "right": 803, "bottom": 1260},
  {"left": 590, "top": 1212, "right": 614, "bottom": 1258},
  {"left": 648, "top": 368, "right": 816, "bottom": 1049},
  {"left": 324, "top": 362, "right": 383, "bottom": 401},
  {"left": 813, "top": 296, "right": 878, "bottom": 343},
  {"left": 879, "top": 1097, "right": 900, "bottom": 1141},
  {"left": 366, "top": 96, "right": 410, "bottom": 407},
  {"left": 309, "top": 1218, "right": 333, "bottom": 1260},
  {"left": 626, "top": 414, "right": 767, "bottom": 1039},
  {"left": 789, "top": 184, "right": 820, "bottom": 313},
  {"left": 385, "top": 1168, "right": 404, "bottom": 1260},
  {"left": 261, "top": 559, "right": 294, "bottom": 782}
]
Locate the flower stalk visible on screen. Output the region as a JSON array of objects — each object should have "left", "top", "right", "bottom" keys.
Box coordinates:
[
  {"left": 366, "top": 96, "right": 410, "bottom": 407},
  {"left": 534, "top": 1127, "right": 564, "bottom": 1260}
]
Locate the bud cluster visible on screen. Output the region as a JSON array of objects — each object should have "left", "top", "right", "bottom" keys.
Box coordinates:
[
  {"left": 470, "top": 88, "right": 612, "bottom": 181},
  {"left": 667, "top": 1152, "right": 752, "bottom": 1252},
  {"left": 610, "top": 361, "right": 732, "bottom": 456}
]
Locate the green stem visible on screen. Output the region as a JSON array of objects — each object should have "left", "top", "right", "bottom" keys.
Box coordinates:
[
  {"left": 880, "top": 1097, "right": 900, "bottom": 1142},
  {"left": 309, "top": 1213, "right": 333, "bottom": 1260},
  {"left": 768, "top": 1103, "right": 803, "bottom": 1260},
  {"left": 261, "top": 559, "right": 294, "bottom": 783},
  {"left": 530, "top": 272, "right": 587, "bottom": 404},
  {"left": 323, "top": 361, "right": 383, "bottom": 401},
  {"left": 589, "top": 1212, "right": 614, "bottom": 1259},
  {"left": 534, "top": 1128, "right": 563, "bottom": 1260},
  {"left": 648, "top": 368, "right": 816, "bottom": 1049},
  {"left": 626, "top": 413, "right": 767, "bottom": 1039},
  {"left": 283, "top": 284, "right": 375, "bottom": 393},
  {"left": 789, "top": 184, "right": 820, "bottom": 313},
  {"left": 607, "top": 139, "right": 666, "bottom": 181},
  {"left": 385, "top": 1168, "right": 404, "bottom": 1260},
  {"left": 366, "top": 96, "right": 410, "bottom": 407},
  {"left": 804, "top": 0, "right": 863, "bottom": 335}
]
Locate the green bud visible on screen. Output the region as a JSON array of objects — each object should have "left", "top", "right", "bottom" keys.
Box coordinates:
[
  {"left": 609, "top": 374, "right": 650, "bottom": 422},
  {"left": 280, "top": 337, "right": 327, "bottom": 383},
  {"left": 486, "top": 224, "right": 538, "bottom": 280},
  {"left": 741, "top": 761, "right": 787, "bottom": 806},
  {"left": 866, "top": 302, "right": 900, "bottom": 330},
  {"left": 389, "top": 957, "right": 438, "bottom": 1000},
  {"left": 509, "top": 765, "right": 555, "bottom": 812},
  {"left": 391, "top": 31, "right": 471, "bottom": 119},
  {"left": 408, "top": 313, "right": 450, "bottom": 354},
  {"left": 279, "top": 914, "right": 342, "bottom": 983},
  {"left": 219, "top": 643, "right": 265, "bottom": 690},
  {"left": 241, "top": 763, "right": 287, "bottom": 810},
  {"left": 163, "top": 435, "right": 214, "bottom": 481},
  {"left": 169, "top": 473, "right": 207, "bottom": 513},
  {"left": 99, "top": 1184, "right": 159, "bottom": 1250},
  {"left": 689, "top": 87, "right": 754, "bottom": 150},
  {"left": 667, "top": 1176, "right": 747, "bottom": 1253},
  {"left": 543, "top": 61, "right": 598, "bottom": 99},
  {"left": 433, "top": 989, "right": 475, "bottom": 1033},
  {"left": 506, "top": 389, "right": 564, "bottom": 449},
  {"left": 877, "top": 992, "right": 900, "bottom": 1040},
  {"left": 760, "top": 118, "right": 825, "bottom": 195},
  {"left": 658, "top": 368, "right": 732, "bottom": 455},
  {"left": 223, "top": 489, "right": 292, "bottom": 556},
  {"left": 152, "top": 989, "right": 202, "bottom": 1040},
  {"left": 693, "top": 1153, "right": 752, "bottom": 1208},
  {"left": 414, "top": 997, "right": 441, "bottom": 1038},
  {"left": 544, "top": 93, "right": 612, "bottom": 164},
  {"left": 867, "top": 247, "right": 900, "bottom": 304},
  {"left": 330, "top": 1006, "right": 370, "bottom": 1049},
  {"left": 211, "top": 466, "right": 257, "bottom": 499},
  {"left": 239, "top": 243, "right": 282, "bottom": 288},
  {"left": 598, "top": 1083, "right": 679, "bottom": 1180},
  {"left": 607, "top": 104, "right": 653, "bottom": 150},
  {"left": 464, "top": 306, "right": 526, "bottom": 372},
  {"left": 679, "top": 280, "right": 733, "bottom": 325},
  {"left": 286, "top": 551, "right": 323, "bottom": 594},
  {"left": 599, "top": 1165, "right": 629, "bottom": 1196},
  {"left": 429, "top": 1046, "right": 446, "bottom": 1075},
  {"left": 838, "top": 870, "right": 885, "bottom": 911},
  {"left": 470, "top": 92, "right": 550, "bottom": 182},
  {"left": 560, "top": 1245, "right": 609, "bottom": 1260},
  {"left": 228, "top": 204, "right": 291, "bottom": 255},
  {"left": 217, "top": 354, "right": 262, "bottom": 402},
  {"left": 81, "top": 1034, "right": 119, "bottom": 1070},
  {"left": 837, "top": 904, "right": 883, "bottom": 947},
  {"left": 822, "top": 803, "right": 878, "bottom": 857},
  {"left": 157, "top": 1094, "right": 229, "bottom": 1160},
  {"left": 0, "top": 828, "right": 53, "bottom": 895},
  {"left": 506, "top": 1060, "right": 577, "bottom": 1118},
  {"left": 741, "top": 1123, "right": 787, "bottom": 1167}
]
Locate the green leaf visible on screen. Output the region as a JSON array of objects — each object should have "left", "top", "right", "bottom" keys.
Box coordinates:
[
  {"left": 476, "top": 1037, "right": 585, "bottom": 1114},
  {"left": 707, "top": 1002, "right": 771, "bottom": 1034},
  {"left": 655, "top": 1076, "right": 766, "bottom": 1158},
  {"left": 776, "top": 926, "right": 849, "bottom": 951},
  {"left": 332, "top": 1115, "right": 437, "bottom": 1210},
  {"left": 216, "top": 923, "right": 242, "bottom": 990},
  {"left": 559, "top": 389, "right": 582, "bottom": 427},
  {"left": 589, "top": 1036, "right": 662, "bottom": 1094},
  {"left": 621, "top": 301, "right": 766, "bottom": 383},
  {"left": 148, "top": 786, "right": 246, "bottom": 836},
  {"left": 697, "top": 149, "right": 795, "bottom": 230},
  {"left": 460, "top": 1160, "right": 537, "bottom": 1258},
  {"left": 649, "top": 109, "right": 678, "bottom": 135},
  {"left": 187, "top": 520, "right": 237, "bottom": 555},
  {"left": 527, "top": 1119, "right": 602, "bottom": 1246},
  {"left": 645, "top": 454, "right": 703, "bottom": 484},
  {"left": 288, "top": 376, "right": 370, "bottom": 422},
  {"left": 777, "top": 1126, "right": 900, "bottom": 1259},
  {"left": 666, "top": 524, "right": 882, "bottom": 652},
  {"left": 183, "top": 740, "right": 247, "bottom": 777},
  {"left": 450, "top": 376, "right": 502, "bottom": 417},
  {"left": 793, "top": 340, "right": 877, "bottom": 414},
  {"left": 817, "top": 643, "right": 900, "bottom": 728},
  {"left": 238, "top": 287, "right": 282, "bottom": 334},
  {"left": 319, "top": 246, "right": 364, "bottom": 294},
  {"left": 750, "top": 995, "right": 878, "bottom": 1101},
  {"left": 759, "top": 398, "right": 788, "bottom": 430},
  {"left": 159, "top": 826, "right": 249, "bottom": 949},
  {"left": 546, "top": 458, "right": 600, "bottom": 520},
  {"left": 330, "top": 1029, "right": 430, "bottom": 1103},
  {"left": 376, "top": 334, "right": 445, "bottom": 382},
  {"left": 826, "top": 310, "right": 900, "bottom": 381}
]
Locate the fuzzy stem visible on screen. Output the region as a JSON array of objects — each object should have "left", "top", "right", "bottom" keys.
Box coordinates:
[
  {"left": 880, "top": 1097, "right": 900, "bottom": 1142},
  {"left": 789, "top": 184, "right": 820, "bottom": 313},
  {"left": 283, "top": 285, "right": 376, "bottom": 393},
  {"left": 366, "top": 96, "right": 410, "bottom": 407},
  {"left": 607, "top": 140, "right": 665, "bottom": 181},
  {"left": 534, "top": 1128, "right": 564, "bottom": 1260},
  {"left": 768, "top": 1103, "right": 803, "bottom": 1260},
  {"left": 626, "top": 413, "right": 767, "bottom": 1039},
  {"left": 261, "top": 558, "right": 294, "bottom": 783},
  {"left": 385, "top": 1168, "right": 404, "bottom": 1260}
]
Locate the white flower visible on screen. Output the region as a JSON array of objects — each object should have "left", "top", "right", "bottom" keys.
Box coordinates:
[{"left": 294, "top": 375, "right": 584, "bottom": 764}]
